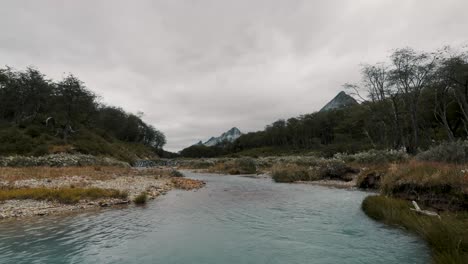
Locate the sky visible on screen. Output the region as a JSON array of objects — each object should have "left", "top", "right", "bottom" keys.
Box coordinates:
[{"left": 1, "top": 0, "right": 467, "bottom": 151}]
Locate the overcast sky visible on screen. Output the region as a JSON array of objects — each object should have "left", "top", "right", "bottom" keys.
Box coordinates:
[{"left": 1, "top": 0, "right": 467, "bottom": 151}]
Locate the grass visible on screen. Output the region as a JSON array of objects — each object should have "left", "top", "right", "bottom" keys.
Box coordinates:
[
  {"left": 362, "top": 195, "right": 468, "bottom": 264},
  {"left": 0, "top": 166, "right": 176, "bottom": 182},
  {"left": 271, "top": 164, "right": 320, "bottom": 183},
  {"left": 0, "top": 187, "right": 128, "bottom": 204},
  {"left": 171, "top": 178, "right": 205, "bottom": 190},
  {"left": 379, "top": 161, "right": 468, "bottom": 210},
  {"left": 133, "top": 192, "right": 148, "bottom": 204},
  {"left": 205, "top": 158, "right": 257, "bottom": 175}
]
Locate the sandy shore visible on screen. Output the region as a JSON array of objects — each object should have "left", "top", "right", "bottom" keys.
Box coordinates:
[{"left": 0, "top": 167, "right": 204, "bottom": 219}]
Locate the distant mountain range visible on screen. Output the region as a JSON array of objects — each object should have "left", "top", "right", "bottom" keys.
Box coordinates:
[
  {"left": 190, "top": 92, "right": 355, "bottom": 149},
  {"left": 197, "top": 127, "right": 242, "bottom": 147},
  {"left": 320, "top": 91, "right": 358, "bottom": 112}
]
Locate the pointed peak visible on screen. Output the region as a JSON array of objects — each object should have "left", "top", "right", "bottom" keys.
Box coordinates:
[{"left": 320, "top": 91, "right": 358, "bottom": 112}]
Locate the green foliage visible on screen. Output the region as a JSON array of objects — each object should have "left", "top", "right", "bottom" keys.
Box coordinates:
[
  {"left": 362, "top": 195, "right": 468, "bottom": 264},
  {"left": 180, "top": 46, "right": 468, "bottom": 159},
  {"left": 417, "top": 141, "right": 468, "bottom": 164},
  {"left": 271, "top": 164, "right": 320, "bottom": 183},
  {"left": 0, "top": 187, "right": 128, "bottom": 204},
  {"left": 335, "top": 149, "right": 409, "bottom": 164},
  {"left": 0, "top": 127, "right": 34, "bottom": 155},
  {"left": 271, "top": 159, "right": 358, "bottom": 183},
  {"left": 180, "top": 145, "right": 226, "bottom": 158},
  {"left": 0, "top": 66, "right": 166, "bottom": 159},
  {"left": 133, "top": 192, "right": 148, "bottom": 204}
]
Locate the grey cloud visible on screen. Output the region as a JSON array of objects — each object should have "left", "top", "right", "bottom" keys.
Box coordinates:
[{"left": 1, "top": 0, "right": 467, "bottom": 151}]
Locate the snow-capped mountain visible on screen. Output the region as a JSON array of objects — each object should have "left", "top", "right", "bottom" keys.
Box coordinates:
[
  {"left": 320, "top": 91, "right": 358, "bottom": 112},
  {"left": 203, "top": 127, "right": 242, "bottom": 147}
]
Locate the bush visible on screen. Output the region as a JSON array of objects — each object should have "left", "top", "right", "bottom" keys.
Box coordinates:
[
  {"left": 271, "top": 164, "right": 320, "bottom": 183},
  {"left": 417, "top": 141, "right": 468, "bottom": 164},
  {"left": 170, "top": 169, "right": 184, "bottom": 177},
  {"left": 233, "top": 158, "right": 257, "bottom": 174},
  {"left": 334, "top": 149, "right": 408, "bottom": 164},
  {"left": 362, "top": 195, "right": 468, "bottom": 264},
  {"left": 133, "top": 192, "right": 148, "bottom": 204}
]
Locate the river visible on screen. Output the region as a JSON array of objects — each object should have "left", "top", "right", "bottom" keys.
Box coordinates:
[{"left": 0, "top": 172, "right": 430, "bottom": 264}]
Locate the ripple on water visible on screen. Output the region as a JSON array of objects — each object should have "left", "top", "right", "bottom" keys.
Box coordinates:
[{"left": 0, "top": 172, "right": 430, "bottom": 264}]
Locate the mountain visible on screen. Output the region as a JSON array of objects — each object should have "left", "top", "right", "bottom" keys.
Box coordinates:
[
  {"left": 320, "top": 91, "right": 358, "bottom": 112},
  {"left": 203, "top": 127, "right": 242, "bottom": 147}
]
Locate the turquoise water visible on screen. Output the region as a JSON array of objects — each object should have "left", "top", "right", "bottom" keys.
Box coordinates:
[{"left": 0, "top": 172, "right": 430, "bottom": 264}]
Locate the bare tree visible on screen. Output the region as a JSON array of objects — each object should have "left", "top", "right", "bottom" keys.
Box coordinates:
[{"left": 389, "top": 48, "right": 437, "bottom": 152}]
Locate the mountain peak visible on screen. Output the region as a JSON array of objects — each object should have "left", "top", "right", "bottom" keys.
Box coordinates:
[
  {"left": 320, "top": 91, "right": 358, "bottom": 112},
  {"left": 203, "top": 127, "right": 242, "bottom": 147}
]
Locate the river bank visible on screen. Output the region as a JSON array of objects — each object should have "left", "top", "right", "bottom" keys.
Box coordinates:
[{"left": 0, "top": 167, "right": 204, "bottom": 219}]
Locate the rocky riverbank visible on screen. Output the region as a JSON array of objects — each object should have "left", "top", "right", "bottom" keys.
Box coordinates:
[{"left": 0, "top": 167, "right": 204, "bottom": 219}]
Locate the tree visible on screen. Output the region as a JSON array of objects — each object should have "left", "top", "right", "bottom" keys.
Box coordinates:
[{"left": 389, "top": 48, "right": 437, "bottom": 152}]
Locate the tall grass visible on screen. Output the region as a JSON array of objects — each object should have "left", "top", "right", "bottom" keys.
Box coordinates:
[
  {"left": 271, "top": 164, "right": 320, "bottom": 183},
  {"left": 0, "top": 187, "right": 128, "bottom": 204},
  {"left": 133, "top": 192, "right": 148, "bottom": 204},
  {"left": 362, "top": 195, "right": 468, "bottom": 264}
]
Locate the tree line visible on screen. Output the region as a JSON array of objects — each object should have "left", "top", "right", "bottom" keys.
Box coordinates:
[
  {"left": 0, "top": 66, "right": 165, "bottom": 156},
  {"left": 181, "top": 46, "right": 468, "bottom": 157}
]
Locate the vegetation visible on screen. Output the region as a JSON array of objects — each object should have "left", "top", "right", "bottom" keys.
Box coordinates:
[
  {"left": 417, "top": 141, "right": 468, "bottom": 164},
  {"left": 0, "top": 187, "right": 127, "bottom": 204},
  {"left": 181, "top": 46, "right": 468, "bottom": 158},
  {"left": 171, "top": 177, "right": 205, "bottom": 190},
  {"left": 334, "top": 149, "right": 408, "bottom": 164},
  {"left": 0, "top": 166, "right": 178, "bottom": 182},
  {"left": 0, "top": 66, "right": 166, "bottom": 162},
  {"left": 380, "top": 161, "right": 467, "bottom": 211},
  {"left": 362, "top": 195, "right": 468, "bottom": 264},
  {"left": 271, "top": 164, "right": 321, "bottom": 183},
  {"left": 133, "top": 192, "right": 148, "bottom": 204}
]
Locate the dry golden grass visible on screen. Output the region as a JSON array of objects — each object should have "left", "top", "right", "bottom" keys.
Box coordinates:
[
  {"left": 0, "top": 187, "right": 128, "bottom": 204},
  {"left": 0, "top": 166, "right": 176, "bottom": 183},
  {"left": 171, "top": 178, "right": 205, "bottom": 190},
  {"left": 381, "top": 160, "right": 468, "bottom": 194}
]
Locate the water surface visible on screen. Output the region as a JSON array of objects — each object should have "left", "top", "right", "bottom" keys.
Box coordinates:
[{"left": 0, "top": 172, "right": 430, "bottom": 264}]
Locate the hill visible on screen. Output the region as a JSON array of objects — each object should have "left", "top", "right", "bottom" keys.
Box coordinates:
[{"left": 0, "top": 66, "right": 166, "bottom": 162}]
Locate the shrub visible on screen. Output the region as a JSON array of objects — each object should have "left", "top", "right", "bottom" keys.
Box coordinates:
[
  {"left": 233, "top": 158, "right": 257, "bottom": 174},
  {"left": 170, "top": 169, "right": 184, "bottom": 177},
  {"left": 417, "top": 141, "right": 468, "bottom": 164},
  {"left": 271, "top": 164, "right": 320, "bottom": 183},
  {"left": 318, "top": 159, "right": 358, "bottom": 181},
  {"left": 362, "top": 195, "right": 468, "bottom": 264},
  {"left": 24, "top": 126, "right": 42, "bottom": 138},
  {"left": 334, "top": 149, "right": 408, "bottom": 164},
  {"left": 133, "top": 192, "right": 148, "bottom": 204}
]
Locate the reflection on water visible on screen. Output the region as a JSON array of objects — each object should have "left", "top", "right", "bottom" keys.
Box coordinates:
[{"left": 0, "top": 172, "right": 430, "bottom": 264}]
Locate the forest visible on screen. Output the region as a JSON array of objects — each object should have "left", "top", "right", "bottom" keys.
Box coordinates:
[
  {"left": 0, "top": 67, "right": 166, "bottom": 161},
  {"left": 181, "top": 46, "right": 468, "bottom": 158}
]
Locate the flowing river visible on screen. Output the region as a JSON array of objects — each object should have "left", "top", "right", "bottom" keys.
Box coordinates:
[{"left": 0, "top": 172, "right": 430, "bottom": 264}]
